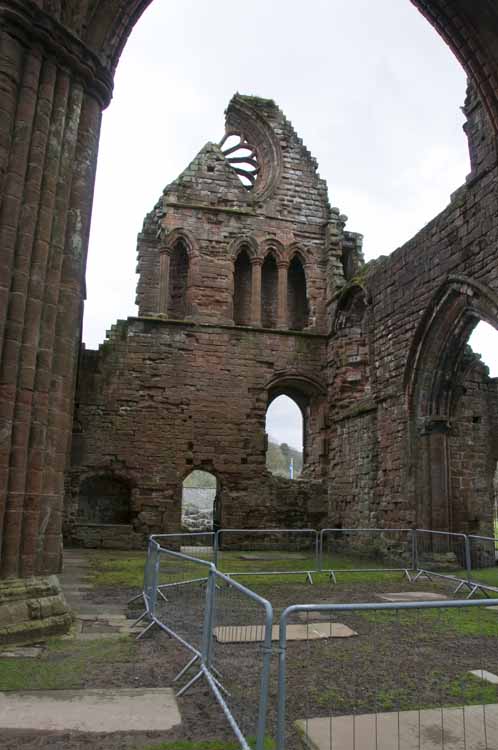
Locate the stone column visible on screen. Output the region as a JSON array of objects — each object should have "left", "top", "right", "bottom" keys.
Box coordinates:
[
  {"left": 250, "top": 257, "right": 262, "bottom": 327},
  {"left": 0, "top": 1, "right": 112, "bottom": 642},
  {"left": 159, "top": 250, "right": 171, "bottom": 315},
  {"left": 277, "top": 261, "right": 288, "bottom": 329}
]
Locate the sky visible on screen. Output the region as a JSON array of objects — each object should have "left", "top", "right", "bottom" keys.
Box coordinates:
[{"left": 83, "top": 0, "right": 498, "bottom": 450}]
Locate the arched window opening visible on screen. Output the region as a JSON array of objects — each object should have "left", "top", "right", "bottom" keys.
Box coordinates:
[
  {"left": 168, "top": 240, "right": 189, "bottom": 318},
  {"left": 265, "top": 395, "right": 303, "bottom": 479},
  {"left": 233, "top": 248, "right": 252, "bottom": 325},
  {"left": 182, "top": 470, "right": 218, "bottom": 531},
  {"left": 287, "top": 256, "right": 308, "bottom": 330},
  {"left": 78, "top": 475, "right": 131, "bottom": 525},
  {"left": 261, "top": 254, "right": 278, "bottom": 328}
]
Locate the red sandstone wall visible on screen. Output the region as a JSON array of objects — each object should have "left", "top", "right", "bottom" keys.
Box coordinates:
[
  {"left": 65, "top": 320, "right": 328, "bottom": 545},
  {"left": 326, "top": 91, "right": 498, "bottom": 533}
]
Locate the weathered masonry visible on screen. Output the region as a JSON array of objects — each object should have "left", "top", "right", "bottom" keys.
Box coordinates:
[
  {"left": 65, "top": 95, "right": 342, "bottom": 548},
  {"left": 2, "top": 0, "right": 498, "bottom": 641},
  {"left": 66, "top": 88, "right": 498, "bottom": 550}
]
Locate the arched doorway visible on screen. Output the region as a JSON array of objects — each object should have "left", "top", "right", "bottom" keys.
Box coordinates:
[
  {"left": 406, "top": 277, "right": 498, "bottom": 536},
  {"left": 181, "top": 470, "right": 219, "bottom": 532}
]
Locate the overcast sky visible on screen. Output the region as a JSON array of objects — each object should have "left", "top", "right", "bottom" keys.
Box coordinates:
[{"left": 83, "top": 0, "right": 498, "bottom": 450}]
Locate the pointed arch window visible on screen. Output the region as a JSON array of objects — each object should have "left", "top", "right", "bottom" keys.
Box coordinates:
[
  {"left": 168, "top": 239, "right": 189, "bottom": 319},
  {"left": 287, "top": 255, "right": 308, "bottom": 330},
  {"left": 261, "top": 253, "right": 278, "bottom": 328},
  {"left": 233, "top": 247, "right": 252, "bottom": 325}
]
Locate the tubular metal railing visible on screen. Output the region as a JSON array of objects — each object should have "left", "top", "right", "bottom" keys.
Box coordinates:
[{"left": 134, "top": 526, "right": 498, "bottom": 750}]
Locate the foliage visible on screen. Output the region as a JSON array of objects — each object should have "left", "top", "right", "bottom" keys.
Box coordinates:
[{"left": 266, "top": 441, "right": 302, "bottom": 479}]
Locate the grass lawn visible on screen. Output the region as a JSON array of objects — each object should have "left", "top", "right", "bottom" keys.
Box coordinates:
[
  {"left": 0, "top": 637, "right": 136, "bottom": 691},
  {"left": 141, "top": 739, "right": 274, "bottom": 750},
  {"left": 87, "top": 549, "right": 414, "bottom": 589}
]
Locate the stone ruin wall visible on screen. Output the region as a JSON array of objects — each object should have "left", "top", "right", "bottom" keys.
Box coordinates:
[
  {"left": 65, "top": 88, "right": 498, "bottom": 549},
  {"left": 65, "top": 96, "right": 335, "bottom": 548},
  {"left": 327, "top": 84, "right": 498, "bottom": 536},
  {"left": 65, "top": 320, "right": 328, "bottom": 548}
]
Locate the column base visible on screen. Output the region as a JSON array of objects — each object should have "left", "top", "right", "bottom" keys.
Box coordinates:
[{"left": 0, "top": 575, "right": 72, "bottom": 645}]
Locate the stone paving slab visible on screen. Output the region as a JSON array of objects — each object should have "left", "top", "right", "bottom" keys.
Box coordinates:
[
  {"left": 0, "top": 688, "right": 181, "bottom": 732},
  {"left": 296, "top": 704, "right": 498, "bottom": 750},
  {"left": 377, "top": 592, "right": 449, "bottom": 602},
  {"left": 214, "top": 622, "right": 356, "bottom": 643}
]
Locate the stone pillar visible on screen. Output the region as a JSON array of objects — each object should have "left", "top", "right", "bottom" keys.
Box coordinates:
[
  {"left": 277, "top": 261, "right": 288, "bottom": 329},
  {"left": 0, "top": 1, "right": 112, "bottom": 642},
  {"left": 159, "top": 250, "right": 171, "bottom": 315},
  {"left": 250, "top": 257, "right": 262, "bottom": 327}
]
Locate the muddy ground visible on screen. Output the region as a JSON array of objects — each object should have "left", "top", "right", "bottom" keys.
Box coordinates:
[{"left": 3, "top": 574, "right": 498, "bottom": 750}]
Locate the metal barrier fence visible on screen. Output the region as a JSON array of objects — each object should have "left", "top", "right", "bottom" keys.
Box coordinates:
[
  {"left": 152, "top": 530, "right": 216, "bottom": 560},
  {"left": 469, "top": 534, "right": 498, "bottom": 570},
  {"left": 136, "top": 540, "right": 214, "bottom": 656},
  {"left": 276, "top": 598, "right": 498, "bottom": 750},
  {"left": 206, "top": 567, "right": 273, "bottom": 750},
  {"left": 319, "top": 528, "right": 414, "bottom": 581},
  {"left": 413, "top": 529, "right": 471, "bottom": 588},
  {"left": 215, "top": 528, "right": 319, "bottom": 582},
  {"left": 135, "top": 536, "right": 273, "bottom": 750},
  {"left": 135, "top": 528, "right": 498, "bottom": 750}
]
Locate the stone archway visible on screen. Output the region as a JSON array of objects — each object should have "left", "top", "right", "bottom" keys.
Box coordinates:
[{"left": 405, "top": 275, "right": 498, "bottom": 532}]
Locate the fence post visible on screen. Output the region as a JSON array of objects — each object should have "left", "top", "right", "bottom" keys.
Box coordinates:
[
  {"left": 314, "top": 530, "right": 319, "bottom": 573},
  {"left": 464, "top": 534, "right": 472, "bottom": 581},
  {"left": 411, "top": 528, "right": 418, "bottom": 572},
  {"left": 213, "top": 529, "right": 219, "bottom": 569},
  {"left": 276, "top": 609, "right": 289, "bottom": 750},
  {"left": 201, "top": 565, "right": 217, "bottom": 669},
  {"left": 150, "top": 542, "right": 160, "bottom": 619},
  {"left": 256, "top": 603, "right": 273, "bottom": 750}
]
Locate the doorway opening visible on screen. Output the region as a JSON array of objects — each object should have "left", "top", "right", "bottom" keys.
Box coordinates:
[{"left": 182, "top": 470, "right": 218, "bottom": 531}]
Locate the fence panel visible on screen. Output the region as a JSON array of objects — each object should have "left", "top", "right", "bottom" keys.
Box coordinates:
[
  {"left": 215, "top": 528, "right": 318, "bottom": 580},
  {"left": 414, "top": 529, "right": 470, "bottom": 584},
  {"left": 277, "top": 598, "right": 498, "bottom": 750},
  {"left": 151, "top": 531, "right": 216, "bottom": 562},
  {"left": 203, "top": 568, "right": 274, "bottom": 750},
  {"left": 320, "top": 528, "right": 414, "bottom": 577},
  {"left": 468, "top": 534, "right": 497, "bottom": 571},
  {"left": 141, "top": 544, "right": 214, "bottom": 661}
]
